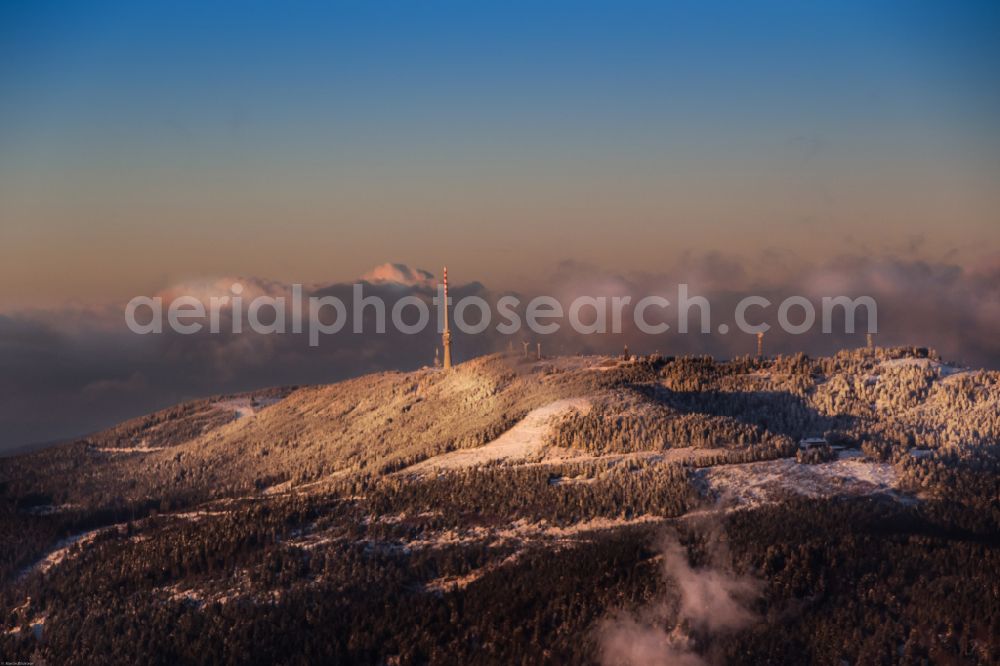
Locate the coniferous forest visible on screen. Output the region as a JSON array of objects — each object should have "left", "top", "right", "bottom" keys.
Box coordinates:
[{"left": 2, "top": 349, "right": 998, "bottom": 664}]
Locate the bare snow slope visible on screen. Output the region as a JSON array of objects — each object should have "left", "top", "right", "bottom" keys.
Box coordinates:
[
  {"left": 699, "top": 451, "right": 903, "bottom": 507},
  {"left": 404, "top": 398, "right": 592, "bottom": 472}
]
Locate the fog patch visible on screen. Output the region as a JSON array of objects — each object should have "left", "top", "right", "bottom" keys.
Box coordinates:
[{"left": 597, "top": 521, "right": 762, "bottom": 666}]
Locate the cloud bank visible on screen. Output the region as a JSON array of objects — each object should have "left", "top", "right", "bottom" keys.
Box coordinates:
[{"left": 1, "top": 253, "right": 999, "bottom": 451}]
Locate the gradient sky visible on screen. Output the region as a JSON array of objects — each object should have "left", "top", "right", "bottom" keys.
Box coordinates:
[{"left": 1, "top": 0, "right": 999, "bottom": 307}]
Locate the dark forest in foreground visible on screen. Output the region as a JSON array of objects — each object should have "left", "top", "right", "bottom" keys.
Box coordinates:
[{"left": 2, "top": 348, "right": 999, "bottom": 664}]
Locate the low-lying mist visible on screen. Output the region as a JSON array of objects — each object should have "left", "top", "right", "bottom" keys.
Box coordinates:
[{"left": 598, "top": 518, "right": 763, "bottom": 666}]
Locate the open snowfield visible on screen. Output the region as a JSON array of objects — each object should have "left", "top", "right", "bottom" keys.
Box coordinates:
[
  {"left": 403, "top": 398, "right": 593, "bottom": 472},
  {"left": 699, "top": 450, "right": 903, "bottom": 508}
]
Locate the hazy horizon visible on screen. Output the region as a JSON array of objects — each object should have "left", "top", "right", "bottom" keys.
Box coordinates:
[{"left": 2, "top": 0, "right": 999, "bottom": 450}]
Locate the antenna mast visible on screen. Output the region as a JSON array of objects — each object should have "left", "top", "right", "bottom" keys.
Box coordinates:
[{"left": 442, "top": 267, "right": 452, "bottom": 369}]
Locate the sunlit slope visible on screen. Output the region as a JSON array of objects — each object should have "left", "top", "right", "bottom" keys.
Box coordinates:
[
  {"left": 3, "top": 347, "right": 998, "bottom": 511},
  {"left": 156, "top": 355, "right": 595, "bottom": 492}
]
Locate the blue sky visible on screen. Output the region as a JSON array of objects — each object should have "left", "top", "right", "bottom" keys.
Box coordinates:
[
  {"left": 4, "top": 1, "right": 998, "bottom": 152},
  {"left": 1, "top": 0, "right": 998, "bottom": 304}
]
